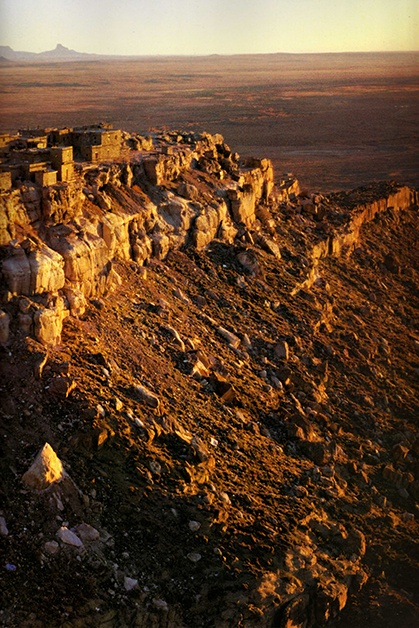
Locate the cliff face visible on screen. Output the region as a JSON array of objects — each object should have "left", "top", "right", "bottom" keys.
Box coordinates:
[
  {"left": 1, "top": 131, "right": 419, "bottom": 628},
  {"left": 0, "top": 129, "right": 416, "bottom": 349},
  {"left": 0, "top": 131, "right": 283, "bottom": 347}
]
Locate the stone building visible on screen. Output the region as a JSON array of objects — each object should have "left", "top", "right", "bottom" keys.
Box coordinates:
[
  {"left": 34, "top": 169, "right": 57, "bottom": 187},
  {"left": 9, "top": 148, "right": 50, "bottom": 165},
  {"left": 23, "top": 161, "right": 52, "bottom": 183},
  {"left": 0, "top": 171, "right": 12, "bottom": 192},
  {"left": 0, "top": 134, "right": 11, "bottom": 149},
  {"left": 50, "top": 146, "right": 74, "bottom": 181},
  {"left": 48, "top": 127, "right": 73, "bottom": 146},
  {"left": 17, "top": 130, "right": 49, "bottom": 150},
  {"left": 71, "top": 128, "right": 122, "bottom": 162},
  {"left": 0, "top": 164, "right": 21, "bottom": 185},
  {"left": 0, "top": 123, "right": 123, "bottom": 190}
]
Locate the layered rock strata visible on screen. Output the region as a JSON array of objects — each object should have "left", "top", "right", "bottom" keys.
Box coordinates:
[
  {"left": 0, "top": 131, "right": 282, "bottom": 346},
  {"left": 0, "top": 130, "right": 417, "bottom": 351}
]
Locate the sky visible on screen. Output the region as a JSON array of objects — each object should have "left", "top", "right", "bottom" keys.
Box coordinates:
[{"left": 0, "top": 0, "right": 418, "bottom": 56}]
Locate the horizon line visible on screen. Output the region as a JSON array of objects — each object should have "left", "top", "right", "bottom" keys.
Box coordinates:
[{"left": 2, "top": 44, "right": 419, "bottom": 58}]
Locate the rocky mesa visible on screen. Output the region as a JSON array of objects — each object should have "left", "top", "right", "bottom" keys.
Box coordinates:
[{"left": 0, "top": 126, "right": 419, "bottom": 628}]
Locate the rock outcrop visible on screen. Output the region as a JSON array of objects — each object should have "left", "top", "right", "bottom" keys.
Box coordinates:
[
  {"left": 0, "top": 130, "right": 290, "bottom": 347},
  {"left": 0, "top": 130, "right": 418, "bottom": 628}
]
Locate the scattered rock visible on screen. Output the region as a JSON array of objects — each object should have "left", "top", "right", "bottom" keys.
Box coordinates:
[
  {"left": 124, "top": 576, "right": 138, "bottom": 591},
  {"left": 48, "top": 376, "right": 76, "bottom": 398},
  {"left": 190, "top": 436, "right": 209, "bottom": 463},
  {"left": 44, "top": 541, "right": 59, "bottom": 555},
  {"left": 75, "top": 523, "right": 100, "bottom": 542},
  {"left": 56, "top": 527, "right": 83, "bottom": 548},
  {"left": 133, "top": 383, "right": 160, "bottom": 409},
  {"left": 220, "top": 492, "right": 231, "bottom": 505},
  {"left": 302, "top": 441, "right": 331, "bottom": 466},
  {"left": 152, "top": 598, "right": 169, "bottom": 611},
  {"left": 0, "top": 310, "right": 10, "bottom": 343},
  {"left": 274, "top": 341, "right": 289, "bottom": 360},
  {"left": 173, "top": 287, "right": 190, "bottom": 305},
  {"left": 22, "top": 443, "right": 66, "bottom": 490},
  {"left": 217, "top": 326, "right": 241, "bottom": 349}
]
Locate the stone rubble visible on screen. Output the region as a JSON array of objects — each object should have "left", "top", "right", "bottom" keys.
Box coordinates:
[
  {"left": 56, "top": 526, "right": 84, "bottom": 547},
  {"left": 0, "top": 125, "right": 418, "bottom": 628}
]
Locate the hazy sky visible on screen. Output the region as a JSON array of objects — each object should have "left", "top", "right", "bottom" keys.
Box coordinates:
[{"left": 0, "top": 0, "right": 418, "bottom": 55}]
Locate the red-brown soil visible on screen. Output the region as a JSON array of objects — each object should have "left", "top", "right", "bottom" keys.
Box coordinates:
[
  {"left": 1, "top": 52, "right": 418, "bottom": 192},
  {"left": 1, "top": 177, "right": 418, "bottom": 627}
]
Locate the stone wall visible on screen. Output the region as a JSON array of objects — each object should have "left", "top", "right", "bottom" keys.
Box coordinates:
[{"left": 0, "top": 171, "right": 12, "bottom": 193}]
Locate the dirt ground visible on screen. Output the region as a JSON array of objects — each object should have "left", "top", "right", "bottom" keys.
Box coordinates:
[
  {"left": 0, "top": 176, "right": 418, "bottom": 626},
  {"left": 1, "top": 51, "right": 418, "bottom": 191}
]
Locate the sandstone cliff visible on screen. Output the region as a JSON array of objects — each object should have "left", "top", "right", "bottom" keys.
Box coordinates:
[
  {"left": 0, "top": 131, "right": 284, "bottom": 347},
  {"left": 1, "top": 130, "right": 418, "bottom": 628}
]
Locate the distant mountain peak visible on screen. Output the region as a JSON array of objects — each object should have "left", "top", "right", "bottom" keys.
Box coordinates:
[{"left": 0, "top": 43, "right": 102, "bottom": 62}]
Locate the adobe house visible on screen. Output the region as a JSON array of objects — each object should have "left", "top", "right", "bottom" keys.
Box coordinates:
[
  {"left": 0, "top": 134, "right": 15, "bottom": 159},
  {"left": 0, "top": 164, "right": 21, "bottom": 185},
  {"left": 10, "top": 148, "right": 50, "bottom": 164},
  {"left": 18, "top": 128, "right": 48, "bottom": 137},
  {"left": 26, "top": 136, "right": 48, "bottom": 150},
  {"left": 18, "top": 130, "right": 49, "bottom": 150}
]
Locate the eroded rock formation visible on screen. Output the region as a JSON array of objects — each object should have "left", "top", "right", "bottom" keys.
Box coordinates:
[
  {"left": 0, "top": 130, "right": 284, "bottom": 346},
  {"left": 1, "top": 127, "right": 418, "bottom": 628}
]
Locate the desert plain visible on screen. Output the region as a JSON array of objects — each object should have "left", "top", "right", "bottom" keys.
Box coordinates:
[
  {"left": 1, "top": 51, "right": 419, "bottom": 628},
  {"left": 1, "top": 51, "right": 418, "bottom": 192}
]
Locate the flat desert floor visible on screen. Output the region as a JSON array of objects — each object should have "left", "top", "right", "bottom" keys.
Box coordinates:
[{"left": 1, "top": 51, "right": 418, "bottom": 192}]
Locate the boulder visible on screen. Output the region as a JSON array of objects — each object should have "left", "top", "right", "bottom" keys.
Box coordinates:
[
  {"left": 64, "top": 287, "right": 86, "bottom": 317},
  {"left": 18, "top": 312, "right": 33, "bottom": 334},
  {"left": 133, "top": 384, "right": 160, "bottom": 409},
  {"left": 48, "top": 229, "right": 110, "bottom": 297},
  {"left": 131, "top": 231, "right": 152, "bottom": 265},
  {"left": 22, "top": 443, "right": 66, "bottom": 490},
  {"left": 228, "top": 185, "right": 256, "bottom": 226},
  {"left": 275, "top": 341, "right": 289, "bottom": 360},
  {"left": 28, "top": 244, "right": 65, "bottom": 294},
  {"left": 44, "top": 540, "right": 59, "bottom": 554},
  {"left": 34, "top": 297, "right": 69, "bottom": 346},
  {"left": 152, "top": 233, "right": 170, "bottom": 260},
  {"left": 75, "top": 523, "right": 100, "bottom": 542},
  {"left": 56, "top": 526, "right": 83, "bottom": 548},
  {"left": 157, "top": 193, "right": 196, "bottom": 248},
  {"left": 124, "top": 577, "right": 138, "bottom": 591}
]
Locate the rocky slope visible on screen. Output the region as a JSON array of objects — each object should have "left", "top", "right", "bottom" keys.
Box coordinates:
[{"left": 0, "top": 131, "right": 418, "bottom": 628}]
